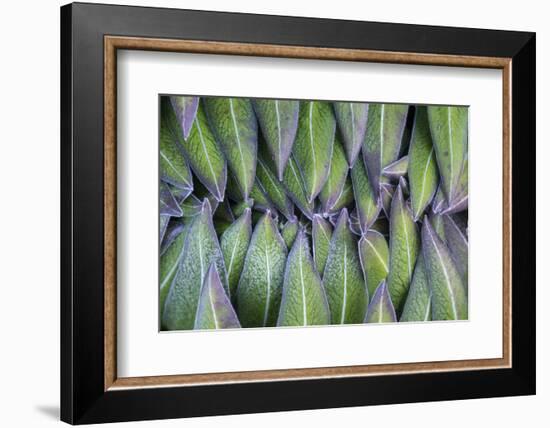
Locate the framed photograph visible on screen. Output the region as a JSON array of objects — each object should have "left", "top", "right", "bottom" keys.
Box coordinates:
[{"left": 61, "top": 2, "right": 535, "bottom": 424}]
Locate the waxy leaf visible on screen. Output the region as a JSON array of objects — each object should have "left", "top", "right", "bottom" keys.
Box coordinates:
[
  {"left": 442, "top": 214, "right": 468, "bottom": 284},
  {"left": 204, "top": 98, "right": 258, "bottom": 199},
  {"left": 220, "top": 208, "right": 252, "bottom": 299},
  {"left": 408, "top": 107, "right": 439, "bottom": 221},
  {"left": 194, "top": 264, "right": 241, "bottom": 330},
  {"left": 160, "top": 99, "right": 194, "bottom": 191},
  {"left": 281, "top": 217, "right": 299, "bottom": 249},
  {"left": 362, "top": 104, "right": 409, "bottom": 201},
  {"left": 386, "top": 185, "right": 420, "bottom": 313},
  {"left": 364, "top": 281, "right": 397, "bottom": 323},
  {"left": 323, "top": 209, "right": 368, "bottom": 324},
  {"left": 256, "top": 155, "right": 294, "bottom": 220},
  {"left": 358, "top": 230, "right": 390, "bottom": 298},
  {"left": 253, "top": 99, "right": 300, "bottom": 180},
  {"left": 292, "top": 101, "right": 336, "bottom": 202},
  {"left": 160, "top": 224, "right": 187, "bottom": 313},
  {"left": 160, "top": 182, "right": 183, "bottom": 217},
  {"left": 237, "top": 213, "right": 288, "bottom": 327},
  {"left": 278, "top": 230, "right": 331, "bottom": 326},
  {"left": 333, "top": 102, "right": 369, "bottom": 167},
  {"left": 162, "top": 199, "right": 228, "bottom": 330},
  {"left": 427, "top": 106, "right": 468, "bottom": 203},
  {"left": 422, "top": 217, "right": 468, "bottom": 320},
  {"left": 180, "top": 102, "right": 227, "bottom": 201},
  {"left": 400, "top": 253, "right": 431, "bottom": 322},
  {"left": 382, "top": 155, "right": 409, "bottom": 179},
  {"left": 312, "top": 214, "right": 332, "bottom": 276},
  {"left": 319, "top": 134, "right": 349, "bottom": 215},
  {"left": 169, "top": 96, "right": 199, "bottom": 140},
  {"left": 282, "top": 155, "right": 315, "bottom": 219},
  {"left": 351, "top": 154, "right": 381, "bottom": 233}
]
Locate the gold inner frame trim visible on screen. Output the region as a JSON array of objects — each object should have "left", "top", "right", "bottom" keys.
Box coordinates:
[{"left": 104, "top": 35, "right": 512, "bottom": 391}]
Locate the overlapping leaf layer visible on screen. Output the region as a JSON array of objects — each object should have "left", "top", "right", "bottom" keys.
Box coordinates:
[{"left": 159, "top": 96, "right": 469, "bottom": 330}]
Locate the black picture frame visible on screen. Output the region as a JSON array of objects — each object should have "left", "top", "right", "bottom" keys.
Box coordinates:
[{"left": 61, "top": 2, "right": 535, "bottom": 424}]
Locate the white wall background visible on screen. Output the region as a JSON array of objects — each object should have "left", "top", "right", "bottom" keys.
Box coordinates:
[{"left": 0, "top": 0, "right": 545, "bottom": 426}]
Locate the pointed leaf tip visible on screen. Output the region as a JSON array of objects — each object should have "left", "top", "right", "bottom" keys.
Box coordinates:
[
  {"left": 194, "top": 263, "right": 241, "bottom": 330},
  {"left": 278, "top": 229, "right": 330, "bottom": 326},
  {"left": 421, "top": 217, "right": 467, "bottom": 321},
  {"left": 365, "top": 280, "right": 397, "bottom": 323},
  {"left": 323, "top": 206, "right": 367, "bottom": 324}
]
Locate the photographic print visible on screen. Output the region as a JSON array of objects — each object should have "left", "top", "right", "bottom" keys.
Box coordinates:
[{"left": 159, "top": 95, "right": 468, "bottom": 331}]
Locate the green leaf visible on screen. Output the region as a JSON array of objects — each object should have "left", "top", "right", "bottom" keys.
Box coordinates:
[
  {"left": 249, "top": 178, "right": 276, "bottom": 213},
  {"left": 281, "top": 217, "right": 299, "bottom": 249},
  {"left": 319, "top": 134, "right": 349, "bottom": 215},
  {"left": 160, "top": 99, "right": 194, "bottom": 191},
  {"left": 358, "top": 230, "right": 389, "bottom": 299},
  {"left": 237, "top": 212, "right": 288, "bottom": 327},
  {"left": 179, "top": 193, "right": 218, "bottom": 218},
  {"left": 409, "top": 107, "right": 439, "bottom": 221},
  {"left": 252, "top": 99, "right": 300, "bottom": 180},
  {"left": 231, "top": 198, "right": 254, "bottom": 218},
  {"left": 213, "top": 199, "right": 235, "bottom": 223},
  {"left": 292, "top": 101, "right": 336, "bottom": 202},
  {"left": 441, "top": 214, "right": 468, "bottom": 285},
  {"left": 204, "top": 97, "right": 258, "bottom": 199},
  {"left": 441, "top": 155, "right": 468, "bottom": 214},
  {"left": 323, "top": 209, "right": 368, "bottom": 324},
  {"left": 160, "top": 215, "right": 169, "bottom": 243},
  {"left": 422, "top": 217, "right": 468, "bottom": 320},
  {"left": 386, "top": 184, "right": 420, "bottom": 314},
  {"left": 382, "top": 155, "right": 409, "bottom": 179},
  {"left": 220, "top": 208, "right": 252, "bottom": 299},
  {"left": 170, "top": 185, "right": 193, "bottom": 205},
  {"left": 333, "top": 102, "right": 369, "bottom": 167},
  {"left": 277, "top": 230, "right": 331, "bottom": 326},
  {"left": 312, "top": 215, "right": 333, "bottom": 276},
  {"left": 328, "top": 177, "right": 354, "bottom": 214},
  {"left": 169, "top": 96, "right": 199, "bottom": 140},
  {"left": 162, "top": 199, "right": 229, "bottom": 330},
  {"left": 180, "top": 102, "right": 227, "bottom": 201},
  {"left": 400, "top": 253, "right": 431, "bottom": 322},
  {"left": 380, "top": 182, "right": 395, "bottom": 218},
  {"left": 431, "top": 213, "right": 446, "bottom": 239},
  {"left": 160, "top": 182, "right": 183, "bottom": 217},
  {"left": 364, "top": 281, "right": 397, "bottom": 323},
  {"left": 160, "top": 223, "right": 187, "bottom": 315},
  {"left": 427, "top": 106, "right": 468, "bottom": 204},
  {"left": 282, "top": 155, "right": 315, "bottom": 219},
  {"left": 362, "top": 104, "right": 409, "bottom": 201},
  {"left": 194, "top": 264, "right": 241, "bottom": 330},
  {"left": 432, "top": 185, "right": 446, "bottom": 214},
  {"left": 256, "top": 154, "right": 295, "bottom": 220},
  {"left": 351, "top": 153, "right": 380, "bottom": 233}
]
